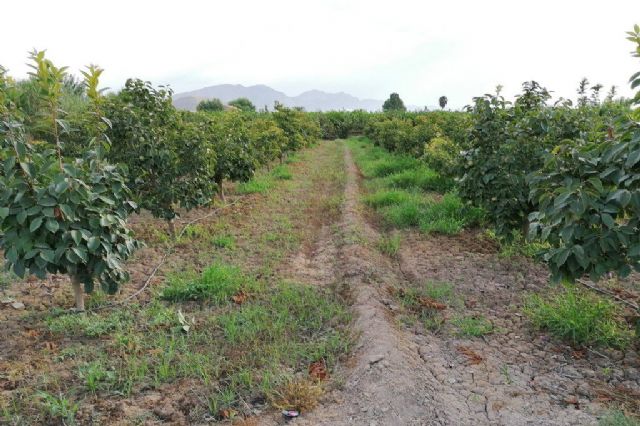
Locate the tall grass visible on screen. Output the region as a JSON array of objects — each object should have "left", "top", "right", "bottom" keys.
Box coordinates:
[{"left": 349, "top": 137, "right": 483, "bottom": 235}]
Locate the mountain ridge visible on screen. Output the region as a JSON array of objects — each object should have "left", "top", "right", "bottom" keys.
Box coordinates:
[{"left": 172, "top": 84, "right": 384, "bottom": 112}]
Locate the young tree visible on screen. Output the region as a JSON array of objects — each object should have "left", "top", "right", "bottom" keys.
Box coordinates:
[
  {"left": 382, "top": 92, "right": 406, "bottom": 112},
  {"left": 196, "top": 98, "right": 224, "bottom": 112},
  {"left": 438, "top": 95, "right": 448, "bottom": 110},
  {"left": 248, "top": 116, "right": 286, "bottom": 166},
  {"left": 577, "top": 78, "right": 590, "bottom": 107},
  {"left": 207, "top": 112, "right": 257, "bottom": 201},
  {"left": 228, "top": 97, "right": 256, "bottom": 112},
  {"left": 0, "top": 52, "right": 141, "bottom": 311},
  {"left": 273, "top": 104, "right": 320, "bottom": 162},
  {"left": 106, "top": 80, "right": 217, "bottom": 236},
  {"left": 529, "top": 26, "right": 640, "bottom": 282}
]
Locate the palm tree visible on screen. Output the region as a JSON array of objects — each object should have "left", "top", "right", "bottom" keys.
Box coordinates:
[{"left": 438, "top": 95, "right": 448, "bottom": 110}]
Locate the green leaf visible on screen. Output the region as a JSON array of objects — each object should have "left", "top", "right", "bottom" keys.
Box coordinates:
[
  {"left": 45, "top": 219, "right": 60, "bottom": 233},
  {"left": 29, "top": 216, "right": 44, "bottom": 232},
  {"left": 17, "top": 210, "right": 27, "bottom": 225},
  {"left": 601, "top": 213, "right": 615, "bottom": 228},
  {"left": 72, "top": 247, "right": 88, "bottom": 263},
  {"left": 0, "top": 207, "right": 9, "bottom": 219},
  {"left": 39, "top": 249, "right": 55, "bottom": 263},
  {"left": 625, "top": 149, "right": 640, "bottom": 168},
  {"left": 629, "top": 244, "right": 640, "bottom": 258},
  {"left": 38, "top": 197, "right": 57, "bottom": 207},
  {"left": 87, "top": 236, "right": 100, "bottom": 252},
  {"left": 7, "top": 247, "right": 18, "bottom": 263},
  {"left": 609, "top": 189, "right": 631, "bottom": 207},
  {"left": 70, "top": 230, "right": 82, "bottom": 245}
]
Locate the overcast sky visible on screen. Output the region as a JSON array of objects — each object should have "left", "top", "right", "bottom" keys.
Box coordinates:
[{"left": 2, "top": 0, "right": 639, "bottom": 109}]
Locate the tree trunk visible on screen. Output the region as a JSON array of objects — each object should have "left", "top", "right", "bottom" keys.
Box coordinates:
[
  {"left": 216, "top": 177, "right": 226, "bottom": 202},
  {"left": 167, "top": 219, "right": 176, "bottom": 240},
  {"left": 71, "top": 275, "right": 85, "bottom": 311}
]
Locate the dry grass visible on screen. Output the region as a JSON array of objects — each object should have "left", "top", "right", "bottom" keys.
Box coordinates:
[{"left": 268, "top": 378, "right": 324, "bottom": 413}]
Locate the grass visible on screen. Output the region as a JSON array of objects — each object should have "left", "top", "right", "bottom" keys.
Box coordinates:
[
  {"left": 364, "top": 189, "right": 418, "bottom": 209},
  {"left": 384, "top": 168, "right": 454, "bottom": 193},
  {"left": 393, "top": 282, "right": 460, "bottom": 332},
  {"left": 451, "top": 315, "right": 494, "bottom": 337},
  {"left": 47, "top": 310, "right": 134, "bottom": 337},
  {"left": 374, "top": 192, "right": 483, "bottom": 234},
  {"left": 272, "top": 164, "right": 293, "bottom": 180},
  {"left": 484, "top": 229, "right": 550, "bottom": 258},
  {"left": 1, "top": 141, "right": 354, "bottom": 424},
  {"left": 524, "top": 286, "right": 633, "bottom": 349},
  {"left": 236, "top": 176, "right": 273, "bottom": 194},
  {"left": 599, "top": 410, "right": 640, "bottom": 426},
  {"left": 211, "top": 234, "right": 235, "bottom": 249},
  {"left": 377, "top": 233, "right": 401, "bottom": 257},
  {"left": 364, "top": 156, "right": 419, "bottom": 178},
  {"left": 161, "top": 263, "right": 260, "bottom": 303},
  {"left": 0, "top": 269, "right": 18, "bottom": 290},
  {"left": 349, "top": 137, "right": 483, "bottom": 235},
  {"left": 36, "top": 392, "right": 78, "bottom": 425}
]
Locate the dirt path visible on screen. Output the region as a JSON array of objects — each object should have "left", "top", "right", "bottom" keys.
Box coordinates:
[{"left": 276, "top": 145, "right": 604, "bottom": 425}]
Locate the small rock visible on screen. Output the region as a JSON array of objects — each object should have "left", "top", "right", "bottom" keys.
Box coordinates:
[
  {"left": 609, "top": 350, "right": 624, "bottom": 362},
  {"left": 368, "top": 355, "right": 385, "bottom": 366},
  {"left": 11, "top": 302, "right": 25, "bottom": 310},
  {"left": 626, "top": 367, "right": 640, "bottom": 381},
  {"left": 576, "top": 383, "right": 594, "bottom": 398}
]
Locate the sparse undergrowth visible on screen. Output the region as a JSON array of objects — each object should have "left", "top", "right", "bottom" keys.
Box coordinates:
[
  {"left": 524, "top": 286, "right": 633, "bottom": 349},
  {"left": 391, "top": 282, "right": 461, "bottom": 333},
  {"left": 0, "top": 141, "right": 353, "bottom": 425}
]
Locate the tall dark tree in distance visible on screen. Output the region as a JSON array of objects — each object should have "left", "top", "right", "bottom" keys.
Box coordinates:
[
  {"left": 197, "top": 98, "right": 224, "bottom": 112},
  {"left": 439, "top": 95, "right": 448, "bottom": 110},
  {"left": 229, "top": 97, "right": 256, "bottom": 112},
  {"left": 382, "top": 92, "right": 406, "bottom": 112}
]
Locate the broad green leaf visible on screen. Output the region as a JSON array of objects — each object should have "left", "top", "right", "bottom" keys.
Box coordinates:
[{"left": 29, "top": 216, "right": 43, "bottom": 232}]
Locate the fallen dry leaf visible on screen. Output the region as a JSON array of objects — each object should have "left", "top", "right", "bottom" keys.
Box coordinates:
[
  {"left": 571, "top": 350, "right": 585, "bottom": 359},
  {"left": 456, "top": 346, "right": 483, "bottom": 365},
  {"left": 232, "top": 291, "right": 248, "bottom": 305},
  {"left": 419, "top": 297, "right": 447, "bottom": 310},
  {"left": 564, "top": 396, "right": 580, "bottom": 408},
  {"left": 24, "top": 329, "right": 40, "bottom": 338},
  {"left": 309, "top": 360, "right": 328, "bottom": 381},
  {"left": 219, "top": 408, "right": 238, "bottom": 419},
  {"left": 464, "top": 299, "right": 477, "bottom": 308}
]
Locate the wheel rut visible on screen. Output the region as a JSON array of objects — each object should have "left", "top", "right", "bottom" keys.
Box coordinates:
[{"left": 285, "top": 146, "right": 453, "bottom": 425}]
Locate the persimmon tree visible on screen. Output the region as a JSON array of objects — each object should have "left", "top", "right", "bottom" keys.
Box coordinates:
[
  {"left": 206, "top": 111, "right": 257, "bottom": 201},
  {"left": 106, "top": 79, "right": 217, "bottom": 236},
  {"left": 528, "top": 25, "right": 640, "bottom": 282},
  {"left": 248, "top": 116, "right": 286, "bottom": 166},
  {"left": 0, "top": 52, "right": 141, "bottom": 311},
  {"left": 273, "top": 104, "right": 320, "bottom": 162}
]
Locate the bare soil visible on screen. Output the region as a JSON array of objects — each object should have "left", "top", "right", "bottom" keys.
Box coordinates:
[
  {"left": 269, "top": 146, "right": 639, "bottom": 425},
  {"left": 1, "top": 141, "right": 639, "bottom": 425}
]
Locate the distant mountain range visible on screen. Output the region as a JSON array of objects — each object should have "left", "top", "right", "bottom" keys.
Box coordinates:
[{"left": 172, "top": 84, "right": 385, "bottom": 112}]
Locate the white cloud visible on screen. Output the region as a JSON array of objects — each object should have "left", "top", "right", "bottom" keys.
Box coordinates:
[{"left": 1, "top": 0, "right": 639, "bottom": 108}]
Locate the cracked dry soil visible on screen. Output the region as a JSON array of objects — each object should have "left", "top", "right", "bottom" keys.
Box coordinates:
[{"left": 266, "top": 145, "right": 638, "bottom": 426}]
